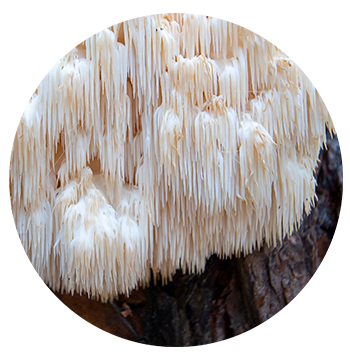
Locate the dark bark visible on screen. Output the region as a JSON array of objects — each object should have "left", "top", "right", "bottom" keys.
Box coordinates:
[{"left": 54, "top": 135, "right": 342, "bottom": 346}]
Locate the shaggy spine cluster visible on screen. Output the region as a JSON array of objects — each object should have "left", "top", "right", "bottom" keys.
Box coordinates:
[{"left": 10, "top": 14, "right": 333, "bottom": 302}]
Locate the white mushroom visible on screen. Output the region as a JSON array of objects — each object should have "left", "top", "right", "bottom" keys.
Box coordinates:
[{"left": 10, "top": 14, "right": 334, "bottom": 302}]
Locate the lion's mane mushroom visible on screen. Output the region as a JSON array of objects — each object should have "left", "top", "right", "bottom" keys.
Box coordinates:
[{"left": 10, "top": 14, "right": 334, "bottom": 302}]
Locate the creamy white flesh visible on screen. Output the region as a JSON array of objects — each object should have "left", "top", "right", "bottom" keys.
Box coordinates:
[{"left": 10, "top": 14, "right": 333, "bottom": 302}]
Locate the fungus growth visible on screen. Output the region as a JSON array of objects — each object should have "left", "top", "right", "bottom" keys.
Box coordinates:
[{"left": 10, "top": 14, "right": 334, "bottom": 302}]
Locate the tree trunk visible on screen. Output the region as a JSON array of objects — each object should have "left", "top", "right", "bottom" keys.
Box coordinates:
[{"left": 54, "top": 135, "right": 342, "bottom": 346}]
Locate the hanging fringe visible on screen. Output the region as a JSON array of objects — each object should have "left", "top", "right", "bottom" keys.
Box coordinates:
[{"left": 10, "top": 14, "right": 334, "bottom": 302}]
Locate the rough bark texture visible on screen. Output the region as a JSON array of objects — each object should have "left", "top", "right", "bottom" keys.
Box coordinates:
[{"left": 54, "top": 135, "right": 342, "bottom": 346}]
